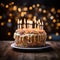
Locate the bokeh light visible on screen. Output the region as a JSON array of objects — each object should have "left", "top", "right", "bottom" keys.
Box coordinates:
[
  {"left": 50, "top": 16, "right": 54, "bottom": 20},
  {"left": 13, "top": 6, "right": 17, "bottom": 11},
  {"left": 52, "top": 19, "right": 56, "bottom": 23},
  {"left": 51, "top": 8, "right": 55, "bottom": 12},
  {"left": 8, "top": 19, "right": 11, "bottom": 23},
  {"left": 1, "top": 22, "right": 4, "bottom": 26},
  {"left": 29, "top": 6, "right": 32, "bottom": 10},
  {"left": 23, "top": 7, "right": 28, "bottom": 11},
  {"left": 32, "top": 4, "right": 35, "bottom": 8},
  {"left": 0, "top": 1, "right": 60, "bottom": 40},
  {"left": 18, "top": 8, "right": 21, "bottom": 12},
  {"left": 8, "top": 32, "right": 11, "bottom": 36},
  {"left": 43, "top": 10, "right": 47, "bottom": 13},
  {"left": 0, "top": 16, "right": 2, "bottom": 19},
  {"left": 42, "top": 17, "right": 46, "bottom": 21},
  {"left": 39, "top": 8, "right": 42, "bottom": 12},
  {"left": 36, "top": 4, "right": 40, "bottom": 7},
  {"left": 57, "top": 9, "right": 60, "bottom": 13},
  {"left": 55, "top": 32, "right": 59, "bottom": 36},
  {"left": 48, "top": 35, "right": 52, "bottom": 40},
  {"left": 5, "top": 5, "right": 9, "bottom": 8},
  {"left": 9, "top": 13, "right": 13, "bottom": 17}
]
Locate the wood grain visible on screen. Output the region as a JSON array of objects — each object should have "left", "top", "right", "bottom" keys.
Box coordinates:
[{"left": 0, "top": 41, "right": 60, "bottom": 60}]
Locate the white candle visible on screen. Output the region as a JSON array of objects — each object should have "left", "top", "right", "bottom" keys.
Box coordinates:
[
  {"left": 42, "top": 21, "right": 44, "bottom": 30},
  {"left": 24, "top": 18, "right": 26, "bottom": 24},
  {"left": 40, "top": 21, "right": 44, "bottom": 30},
  {"left": 20, "top": 19, "right": 22, "bottom": 28},
  {"left": 17, "top": 19, "right": 20, "bottom": 29},
  {"left": 29, "top": 21, "right": 32, "bottom": 28},
  {"left": 34, "top": 20, "right": 36, "bottom": 28},
  {"left": 37, "top": 19, "right": 40, "bottom": 29},
  {"left": 24, "top": 24, "right": 26, "bottom": 28},
  {"left": 37, "top": 21, "right": 39, "bottom": 29},
  {"left": 27, "top": 20, "right": 29, "bottom": 28},
  {"left": 42, "top": 21, "right": 43, "bottom": 25},
  {"left": 24, "top": 18, "right": 26, "bottom": 28},
  {"left": 27, "top": 20, "right": 32, "bottom": 28},
  {"left": 38, "top": 19, "right": 40, "bottom": 23},
  {"left": 40, "top": 22, "right": 41, "bottom": 29}
]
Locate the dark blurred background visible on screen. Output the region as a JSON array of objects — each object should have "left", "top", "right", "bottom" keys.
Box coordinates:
[{"left": 0, "top": 0, "right": 60, "bottom": 41}]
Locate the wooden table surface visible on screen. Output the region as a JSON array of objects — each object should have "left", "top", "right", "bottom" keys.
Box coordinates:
[{"left": 0, "top": 41, "right": 60, "bottom": 60}]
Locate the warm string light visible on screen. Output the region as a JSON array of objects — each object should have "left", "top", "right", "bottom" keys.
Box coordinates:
[
  {"left": 48, "top": 35, "right": 52, "bottom": 40},
  {"left": 0, "top": 16, "right": 2, "bottom": 19},
  {"left": 23, "top": 7, "right": 28, "bottom": 11},
  {"left": 1, "top": 22, "right": 4, "bottom": 26},
  {"left": 8, "top": 32, "right": 11, "bottom": 36},
  {"left": 9, "top": 2, "right": 14, "bottom": 5},
  {"left": 55, "top": 32, "right": 59, "bottom": 36},
  {"left": 29, "top": 6, "right": 32, "bottom": 10},
  {"left": 57, "top": 23, "right": 60, "bottom": 27},
  {"left": 13, "top": 6, "right": 17, "bottom": 11},
  {"left": 8, "top": 19, "right": 11, "bottom": 23},
  {"left": 43, "top": 10, "right": 47, "bottom": 13},
  {"left": 57, "top": 9, "right": 60, "bottom": 13},
  {"left": 39, "top": 8, "right": 42, "bottom": 12},
  {"left": 52, "top": 19, "right": 56, "bottom": 23},
  {"left": 42, "top": 17, "right": 46, "bottom": 21},
  {"left": 5, "top": 5, "right": 9, "bottom": 8},
  {"left": 32, "top": 4, "right": 35, "bottom": 8},
  {"left": 18, "top": 8, "right": 21, "bottom": 12},
  {"left": 36, "top": 4, "right": 40, "bottom": 7},
  {"left": 50, "top": 16, "right": 54, "bottom": 20},
  {"left": 51, "top": 8, "right": 55, "bottom": 12},
  {"left": 9, "top": 13, "right": 13, "bottom": 17}
]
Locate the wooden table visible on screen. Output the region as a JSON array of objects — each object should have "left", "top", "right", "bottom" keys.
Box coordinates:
[{"left": 0, "top": 41, "right": 60, "bottom": 60}]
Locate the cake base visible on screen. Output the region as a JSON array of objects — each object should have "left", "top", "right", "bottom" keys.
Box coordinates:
[{"left": 11, "top": 42, "right": 51, "bottom": 50}]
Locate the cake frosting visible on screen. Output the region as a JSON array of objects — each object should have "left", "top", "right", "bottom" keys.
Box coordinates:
[{"left": 14, "top": 28, "right": 47, "bottom": 47}]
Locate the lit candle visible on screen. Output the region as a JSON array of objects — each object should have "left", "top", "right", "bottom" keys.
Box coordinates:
[
  {"left": 27, "top": 20, "right": 29, "bottom": 28},
  {"left": 41, "top": 21, "right": 44, "bottom": 30},
  {"left": 24, "top": 24, "right": 26, "bottom": 28},
  {"left": 34, "top": 20, "right": 36, "bottom": 28},
  {"left": 24, "top": 18, "right": 26, "bottom": 28},
  {"left": 38, "top": 19, "right": 40, "bottom": 29},
  {"left": 36, "top": 20, "right": 38, "bottom": 28},
  {"left": 40, "top": 21, "right": 44, "bottom": 30},
  {"left": 38, "top": 19, "right": 40, "bottom": 24},
  {"left": 20, "top": 19, "right": 22, "bottom": 29},
  {"left": 17, "top": 19, "right": 20, "bottom": 29},
  {"left": 27, "top": 20, "right": 32, "bottom": 28},
  {"left": 24, "top": 18, "right": 26, "bottom": 24},
  {"left": 37, "top": 20, "right": 40, "bottom": 29},
  {"left": 40, "top": 22, "right": 41, "bottom": 29},
  {"left": 29, "top": 21, "right": 33, "bottom": 28}
]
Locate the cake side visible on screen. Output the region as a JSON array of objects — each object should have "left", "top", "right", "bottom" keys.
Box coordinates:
[{"left": 14, "top": 28, "right": 47, "bottom": 47}]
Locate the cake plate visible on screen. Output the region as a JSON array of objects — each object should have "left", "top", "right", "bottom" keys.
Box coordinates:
[{"left": 11, "top": 42, "right": 51, "bottom": 50}]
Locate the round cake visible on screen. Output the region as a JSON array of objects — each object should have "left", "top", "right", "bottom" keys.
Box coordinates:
[{"left": 13, "top": 28, "right": 47, "bottom": 47}]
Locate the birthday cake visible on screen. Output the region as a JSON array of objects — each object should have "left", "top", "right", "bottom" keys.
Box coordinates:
[{"left": 13, "top": 20, "right": 47, "bottom": 48}]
